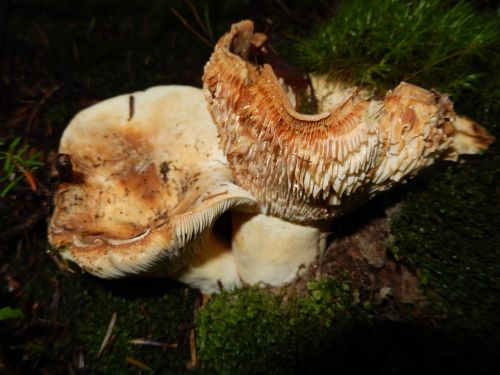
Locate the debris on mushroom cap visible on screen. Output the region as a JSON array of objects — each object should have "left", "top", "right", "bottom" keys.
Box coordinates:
[
  {"left": 203, "top": 20, "right": 494, "bottom": 223},
  {"left": 48, "top": 86, "right": 257, "bottom": 280}
]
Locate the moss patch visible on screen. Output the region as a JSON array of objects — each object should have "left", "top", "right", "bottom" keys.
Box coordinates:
[
  {"left": 1, "top": 242, "right": 199, "bottom": 374},
  {"left": 57, "top": 276, "right": 198, "bottom": 373},
  {"left": 290, "top": 0, "right": 500, "bottom": 103},
  {"left": 389, "top": 156, "right": 500, "bottom": 338},
  {"left": 196, "top": 277, "right": 373, "bottom": 374}
]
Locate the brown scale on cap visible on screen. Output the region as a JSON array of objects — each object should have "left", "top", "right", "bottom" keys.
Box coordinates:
[{"left": 203, "top": 20, "right": 494, "bottom": 223}]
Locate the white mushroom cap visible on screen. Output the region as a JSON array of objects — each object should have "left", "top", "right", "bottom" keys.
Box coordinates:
[{"left": 48, "top": 86, "right": 257, "bottom": 279}]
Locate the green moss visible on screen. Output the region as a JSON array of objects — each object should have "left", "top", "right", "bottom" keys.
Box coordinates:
[
  {"left": 389, "top": 156, "right": 500, "bottom": 337},
  {"left": 55, "top": 275, "right": 198, "bottom": 373},
  {"left": 6, "top": 247, "right": 199, "bottom": 373},
  {"left": 196, "top": 277, "right": 372, "bottom": 374},
  {"left": 290, "top": 0, "right": 500, "bottom": 102}
]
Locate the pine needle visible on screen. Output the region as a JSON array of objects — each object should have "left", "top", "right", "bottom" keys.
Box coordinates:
[
  {"left": 126, "top": 357, "right": 153, "bottom": 372},
  {"left": 97, "top": 312, "right": 117, "bottom": 357},
  {"left": 129, "top": 339, "right": 178, "bottom": 349}
]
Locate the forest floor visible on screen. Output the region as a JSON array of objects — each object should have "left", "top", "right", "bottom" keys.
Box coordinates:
[{"left": 1, "top": 1, "right": 499, "bottom": 374}]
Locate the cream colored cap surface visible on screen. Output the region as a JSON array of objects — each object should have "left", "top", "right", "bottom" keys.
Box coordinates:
[{"left": 49, "top": 85, "right": 256, "bottom": 278}]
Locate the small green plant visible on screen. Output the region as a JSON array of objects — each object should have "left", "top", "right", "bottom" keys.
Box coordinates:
[
  {"left": 0, "top": 306, "right": 25, "bottom": 321},
  {"left": 0, "top": 137, "right": 44, "bottom": 196}
]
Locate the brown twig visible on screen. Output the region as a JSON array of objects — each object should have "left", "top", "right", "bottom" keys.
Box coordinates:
[
  {"left": 186, "top": 328, "right": 197, "bottom": 369},
  {"left": 126, "top": 357, "right": 153, "bottom": 372},
  {"left": 26, "top": 85, "right": 60, "bottom": 137},
  {"left": 11, "top": 158, "right": 37, "bottom": 192},
  {"left": 170, "top": 7, "right": 212, "bottom": 48},
  {"left": 127, "top": 95, "right": 135, "bottom": 121},
  {"left": 0, "top": 211, "right": 44, "bottom": 238},
  {"left": 10, "top": 156, "right": 51, "bottom": 196},
  {"left": 130, "top": 339, "right": 178, "bottom": 349},
  {"left": 46, "top": 250, "right": 77, "bottom": 274},
  {"left": 187, "top": 1, "right": 213, "bottom": 43}
]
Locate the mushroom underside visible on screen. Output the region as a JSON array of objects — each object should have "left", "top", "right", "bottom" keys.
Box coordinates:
[{"left": 203, "top": 20, "right": 494, "bottom": 223}]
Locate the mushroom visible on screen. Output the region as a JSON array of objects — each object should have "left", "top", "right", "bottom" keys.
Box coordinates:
[
  {"left": 203, "top": 21, "right": 494, "bottom": 282},
  {"left": 48, "top": 22, "right": 494, "bottom": 293},
  {"left": 48, "top": 85, "right": 258, "bottom": 293}
]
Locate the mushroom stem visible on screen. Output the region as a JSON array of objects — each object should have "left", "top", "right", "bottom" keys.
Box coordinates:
[
  {"left": 172, "top": 229, "right": 242, "bottom": 294},
  {"left": 232, "top": 212, "right": 328, "bottom": 286}
]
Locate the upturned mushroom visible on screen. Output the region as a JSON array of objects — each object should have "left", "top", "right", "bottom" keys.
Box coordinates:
[
  {"left": 48, "top": 85, "right": 259, "bottom": 293},
  {"left": 203, "top": 20, "right": 494, "bottom": 282},
  {"left": 49, "top": 22, "right": 494, "bottom": 293}
]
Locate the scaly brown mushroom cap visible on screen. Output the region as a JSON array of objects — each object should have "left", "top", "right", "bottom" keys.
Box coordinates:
[
  {"left": 203, "top": 20, "right": 494, "bottom": 223},
  {"left": 48, "top": 86, "right": 257, "bottom": 280}
]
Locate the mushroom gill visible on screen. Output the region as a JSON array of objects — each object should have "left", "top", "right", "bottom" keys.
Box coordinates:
[{"left": 203, "top": 20, "right": 494, "bottom": 223}]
